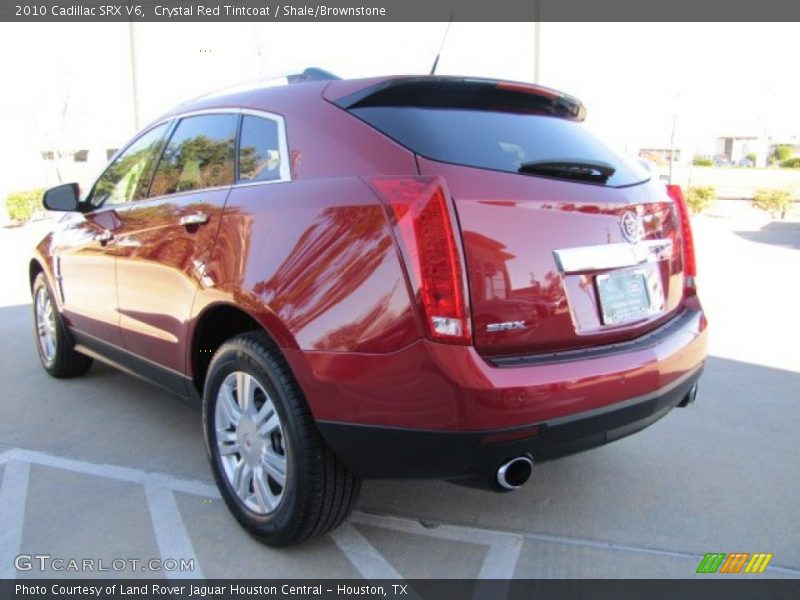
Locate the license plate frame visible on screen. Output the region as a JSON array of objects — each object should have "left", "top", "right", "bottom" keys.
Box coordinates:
[{"left": 595, "top": 269, "right": 654, "bottom": 326}]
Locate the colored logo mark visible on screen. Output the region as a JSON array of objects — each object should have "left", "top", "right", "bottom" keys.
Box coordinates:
[{"left": 696, "top": 552, "right": 773, "bottom": 574}]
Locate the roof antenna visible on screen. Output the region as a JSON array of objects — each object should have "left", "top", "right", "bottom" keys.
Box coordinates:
[{"left": 429, "top": 17, "right": 454, "bottom": 75}]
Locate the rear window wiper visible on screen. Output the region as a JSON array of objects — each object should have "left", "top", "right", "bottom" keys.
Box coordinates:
[{"left": 518, "top": 160, "right": 616, "bottom": 183}]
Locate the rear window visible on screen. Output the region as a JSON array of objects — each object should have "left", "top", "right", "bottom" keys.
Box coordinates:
[
  {"left": 238, "top": 115, "right": 284, "bottom": 183},
  {"left": 150, "top": 114, "right": 237, "bottom": 197},
  {"left": 350, "top": 106, "right": 649, "bottom": 187}
]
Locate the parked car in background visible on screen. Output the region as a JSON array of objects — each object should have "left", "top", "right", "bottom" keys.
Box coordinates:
[{"left": 30, "top": 70, "right": 707, "bottom": 546}]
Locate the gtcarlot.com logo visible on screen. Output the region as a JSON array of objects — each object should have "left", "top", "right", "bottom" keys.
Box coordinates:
[
  {"left": 15, "top": 554, "right": 195, "bottom": 573},
  {"left": 696, "top": 552, "right": 773, "bottom": 574}
]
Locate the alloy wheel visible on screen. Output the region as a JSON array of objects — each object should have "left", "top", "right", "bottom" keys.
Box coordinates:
[
  {"left": 35, "top": 285, "right": 57, "bottom": 364},
  {"left": 215, "top": 371, "right": 288, "bottom": 514}
]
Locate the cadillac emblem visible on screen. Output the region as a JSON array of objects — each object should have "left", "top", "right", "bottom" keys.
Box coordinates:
[{"left": 620, "top": 210, "right": 643, "bottom": 244}]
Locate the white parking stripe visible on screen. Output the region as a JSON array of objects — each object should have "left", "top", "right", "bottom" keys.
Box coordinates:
[
  {"left": 13, "top": 447, "right": 220, "bottom": 498},
  {"left": 351, "top": 512, "right": 523, "bottom": 582},
  {"left": 477, "top": 538, "right": 523, "bottom": 579},
  {"left": 471, "top": 543, "right": 521, "bottom": 600},
  {"left": 145, "top": 484, "right": 205, "bottom": 579},
  {"left": 329, "top": 522, "right": 404, "bottom": 580},
  {"left": 0, "top": 448, "right": 18, "bottom": 466},
  {"left": 0, "top": 460, "right": 31, "bottom": 579},
  {"left": 352, "top": 511, "right": 522, "bottom": 548},
  {"left": 3, "top": 447, "right": 799, "bottom": 577}
]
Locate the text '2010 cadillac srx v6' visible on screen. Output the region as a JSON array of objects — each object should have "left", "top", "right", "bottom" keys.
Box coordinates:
[{"left": 30, "top": 70, "right": 707, "bottom": 546}]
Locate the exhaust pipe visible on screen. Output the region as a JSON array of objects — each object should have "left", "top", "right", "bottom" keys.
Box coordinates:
[
  {"left": 496, "top": 456, "right": 533, "bottom": 490},
  {"left": 678, "top": 383, "right": 699, "bottom": 407}
]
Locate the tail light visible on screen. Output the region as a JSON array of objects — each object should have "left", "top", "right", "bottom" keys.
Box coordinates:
[
  {"left": 370, "top": 177, "right": 471, "bottom": 345},
  {"left": 666, "top": 184, "right": 697, "bottom": 293}
]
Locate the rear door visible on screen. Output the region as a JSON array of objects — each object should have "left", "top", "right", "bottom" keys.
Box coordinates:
[
  {"left": 339, "top": 79, "right": 686, "bottom": 357},
  {"left": 112, "top": 113, "right": 238, "bottom": 374}
]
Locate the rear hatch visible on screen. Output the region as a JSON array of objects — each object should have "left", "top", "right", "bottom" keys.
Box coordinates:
[{"left": 332, "top": 77, "right": 686, "bottom": 357}]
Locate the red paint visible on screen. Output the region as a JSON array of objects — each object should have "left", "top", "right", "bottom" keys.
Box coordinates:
[
  {"left": 418, "top": 158, "right": 687, "bottom": 356},
  {"left": 32, "top": 74, "right": 707, "bottom": 449}
]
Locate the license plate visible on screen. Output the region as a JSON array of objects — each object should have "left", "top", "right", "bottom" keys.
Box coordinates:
[{"left": 596, "top": 270, "right": 652, "bottom": 325}]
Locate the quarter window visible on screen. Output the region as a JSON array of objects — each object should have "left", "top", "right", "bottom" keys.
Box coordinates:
[
  {"left": 238, "top": 115, "right": 284, "bottom": 183},
  {"left": 150, "top": 114, "right": 237, "bottom": 197},
  {"left": 90, "top": 123, "right": 169, "bottom": 207}
]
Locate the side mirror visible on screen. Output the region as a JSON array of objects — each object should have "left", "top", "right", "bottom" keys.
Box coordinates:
[{"left": 43, "top": 183, "right": 81, "bottom": 212}]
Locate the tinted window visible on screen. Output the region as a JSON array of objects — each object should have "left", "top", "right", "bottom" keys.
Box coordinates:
[
  {"left": 149, "top": 114, "right": 237, "bottom": 197},
  {"left": 238, "top": 115, "right": 284, "bottom": 183},
  {"left": 90, "top": 123, "right": 168, "bottom": 207},
  {"left": 351, "top": 107, "right": 649, "bottom": 187}
]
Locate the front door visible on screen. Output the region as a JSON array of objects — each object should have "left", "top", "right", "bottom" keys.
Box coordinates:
[
  {"left": 112, "top": 113, "right": 238, "bottom": 377},
  {"left": 56, "top": 121, "right": 170, "bottom": 347}
]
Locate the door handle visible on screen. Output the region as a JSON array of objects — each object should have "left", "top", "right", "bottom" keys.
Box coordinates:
[
  {"left": 94, "top": 229, "right": 114, "bottom": 244},
  {"left": 180, "top": 212, "right": 209, "bottom": 226}
]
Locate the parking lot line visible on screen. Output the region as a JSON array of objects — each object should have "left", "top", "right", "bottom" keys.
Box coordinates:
[
  {"left": 0, "top": 459, "right": 30, "bottom": 579},
  {"left": 350, "top": 512, "right": 523, "bottom": 579},
  {"left": 12, "top": 447, "right": 219, "bottom": 497},
  {"left": 145, "top": 483, "right": 205, "bottom": 579},
  {"left": 329, "top": 522, "right": 404, "bottom": 579},
  {"left": 1, "top": 446, "right": 798, "bottom": 578}
]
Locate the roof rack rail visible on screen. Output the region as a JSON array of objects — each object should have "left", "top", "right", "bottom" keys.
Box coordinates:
[
  {"left": 183, "top": 68, "right": 341, "bottom": 106},
  {"left": 287, "top": 68, "right": 341, "bottom": 83}
]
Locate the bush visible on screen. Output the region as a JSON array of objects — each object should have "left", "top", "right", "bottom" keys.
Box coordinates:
[
  {"left": 746, "top": 152, "right": 757, "bottom": 165},
  {"left": 773, "top": 145, "right": 793, "bottom": 162},
  {"left": 5, "top": 188, "right": 44, "bottom": 223},
  {"left": 685, "top": 186, "right": 715, "bottom": 213},
  {"left": 753, "top": 188, "right": 793, "bottom": 218},
  {"left": 780, "top": 157, "right": 800, "bottom": 169},
  {"left": 692, "top": 156, "right": 713, "bottom": 167}
]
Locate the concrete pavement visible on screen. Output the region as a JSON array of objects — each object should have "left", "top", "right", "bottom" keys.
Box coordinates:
[{"left": 0, "top": 211, "right": 798, "bottom": 579}]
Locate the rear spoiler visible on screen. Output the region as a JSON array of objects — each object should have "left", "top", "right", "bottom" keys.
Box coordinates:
[{"left": 332, "top": 76, "right": 586, "bottom": 121}]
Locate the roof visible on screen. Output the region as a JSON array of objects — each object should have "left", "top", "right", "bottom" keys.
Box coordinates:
[{"left": 152, "top": 70, "right": 586, "bottom": 126}]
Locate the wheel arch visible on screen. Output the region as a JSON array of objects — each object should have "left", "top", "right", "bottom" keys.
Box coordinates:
[
  {"left": 29, "top": 258, "right": 45, "bottom": 289},
  {"left": 188, "top": 301, "right": 295, "bottom": 397}
]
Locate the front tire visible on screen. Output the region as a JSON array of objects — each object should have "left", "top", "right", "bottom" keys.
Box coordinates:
[
  {"left": 32, "top": 272, "right": 93, "bottom": 378},
  {"left": 203, "top": 331, "right": 360, "bottom": 546}
]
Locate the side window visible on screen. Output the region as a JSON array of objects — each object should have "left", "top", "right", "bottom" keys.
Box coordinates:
[
  {"left": 149, "top": 114, "right": 237, "bottom": 197},
  {"left": 238, "top": 115, "right": 285, "bottom": 183},
  {"left": 90, "top": 123, "right": 169, "bottom": 207}
]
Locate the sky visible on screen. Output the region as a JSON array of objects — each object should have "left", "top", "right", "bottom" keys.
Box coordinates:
[{"left": 0, "top": 21, "right": 798, "bottom": 195}]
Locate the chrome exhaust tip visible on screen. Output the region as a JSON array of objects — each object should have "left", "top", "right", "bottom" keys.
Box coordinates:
[
  {"left": 496, "top": 456, "right": 533, "bottom": 490},
  {"left": 679, "top": 383, "right": 699, "bottom": 407}
]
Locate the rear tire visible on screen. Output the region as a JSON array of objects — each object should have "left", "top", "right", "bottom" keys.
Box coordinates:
[
  {"left": 202, "top": 331, "right": 360, "bottom": 546},
  {"left": 32, "top": 272, "right": 93, "bottom": 378}
]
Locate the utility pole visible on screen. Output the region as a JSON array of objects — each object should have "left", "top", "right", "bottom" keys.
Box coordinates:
[
  {"left": 668, "top": 92, "right": 680, "bottom": 184},
  {"left": 668, "top": 111, "right": 677, "bottom": 184},
  {"left": 128, "top": 21, "right": 140, "bottom": 132}
]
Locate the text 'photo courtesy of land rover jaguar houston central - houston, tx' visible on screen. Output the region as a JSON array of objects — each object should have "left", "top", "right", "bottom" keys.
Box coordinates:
[{"left": 30, "top": 70, "right": 707, "bottom": 546}]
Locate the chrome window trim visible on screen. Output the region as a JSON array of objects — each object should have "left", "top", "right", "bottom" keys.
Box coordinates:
[
  {"left": 84, "top": 119, "right": 174, "bottom": 207},
  {"left": 83, "top": 106, "right": 292, "bottom": 212},
  {"left": 237, "top": 108, "right": 292, "bottom": 185},
  {"left": 162, "top": 107, "right": 292, "bottom": 186},
  {"left": 553, "top": 239, "right": 673, "bottom": 274}
]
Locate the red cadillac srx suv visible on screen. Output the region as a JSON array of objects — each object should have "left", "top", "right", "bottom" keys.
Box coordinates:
[{"left": 31, "top": 70, "right": 707, "bottom": 546}]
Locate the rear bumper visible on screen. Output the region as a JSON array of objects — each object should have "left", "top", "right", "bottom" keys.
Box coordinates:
[
  {"left": 317, "top": 364, "right": 702, "bottom": 481},
  {"left": 284, "top": 303, "right": 707, "bottom": 481}
]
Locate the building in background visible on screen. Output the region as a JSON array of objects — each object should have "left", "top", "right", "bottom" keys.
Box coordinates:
[{"left": 714, "top": 135, "right": 763, "bottom": 166}]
